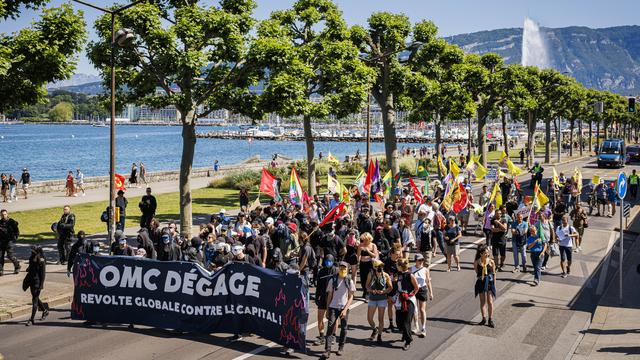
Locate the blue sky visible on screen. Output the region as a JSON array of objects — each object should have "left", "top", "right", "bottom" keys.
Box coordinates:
[{"left": 2, "top": 0, "right": 638, "bottom": 75}]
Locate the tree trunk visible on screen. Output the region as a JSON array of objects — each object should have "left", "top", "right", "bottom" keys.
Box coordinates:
[
  {"left": 527, "top": 110, "right": 536, "bottom": 167},
  {"left": 597, "top": 120, "right": 601, "bottom": 152},
  {"left": 435, "top": 115, "right": 442, "bottom": 178},
  {"left": 579, "top": 119, "right": 583, "bottom": 156},
  {"left": 179, "top": 116, "right": 196, "bottom": 239},
  {"left": 381, "top": 99, "right": 399, "bottom": 176},
  {"left": 303, "top": 115, "right": 317, "bottom": 196},
  {"left": 604, "top": 120, "right": 608, "bottom": 139},
  {"left": 588, "top": 120, "right": 592, "bottom": 153},
  {"left": 544, "top": 118, "right": 551, "bottom": 163},
  {"left": 569, "top": 119, "right": 575, "bottom": 157},
  {"left": 501, "top": 108, "right": 508, "bottom": 154},
  {"left": 477, "top": 108, "right": 487, "bottom": 168}
]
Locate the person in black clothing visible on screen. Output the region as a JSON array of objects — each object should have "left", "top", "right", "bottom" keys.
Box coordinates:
[
  {"left": 395, "top": 258, "right": 419, "bottom": 351},
  {"left": 138, "top": 188, "right": 157, "bottom": 229},
  {"left": 382, "top": 219, "right": 401, "bottom": 246},
  {"left": 357, "top": 210, "right": 374, "bottom": 236},
  {"left": 321, "top": 226, "right": 345, "bottom": 262},
  {"left": 239, "top": 188, "right": 249, "bottom": 210},
  {"left": 0, "top": 209, "right": 21, "bottom": 276},
  {"left": 157, "top": 231, "right": 181, "bottom": 261},
  {"left": 66, "top": 231, "right": 91, "bottom": 276},
  {"left": 23, "top": 245, "right": 49, "bottom": 326},
  {"left": 56, "top": 205, "right": 75, "bottom": 265},
  {"left": 113, "top": 235, "right": 135, "bottom": 256},
  {"left": 268, "top": 248, "right": 289, "bottom": 272},
  {"left": 373, "top": 226, "right": 390, "bottom": 260},
  {"left": 136, "top": 228, "right": 157, "bottom": 259},
  {"left": 312, "top": 254, "right": 336, "bottom": 346},
  {"left": 19, "top": 168, "right": 31, "bottom": 200},
  {"left": 184, "top": 237, "right": 204, "bottom": 266},
  {"left": 384, "top": 244, "right": 402, "bottom": 332}
]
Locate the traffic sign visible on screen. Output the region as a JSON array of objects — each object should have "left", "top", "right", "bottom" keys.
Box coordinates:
[
  {"left": 623, "top": 203, "right": 631, "bottom": 218},
  {"left": 617, "top": 172, "right": 628, "bottom": 199}
]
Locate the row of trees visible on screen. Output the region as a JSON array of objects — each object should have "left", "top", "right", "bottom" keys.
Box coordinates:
[
  {"left": 5, "top": 0, "right": 640, "bottom": 238},
  {"left": 6, "top": 90, "right": 109, "bottom": 121}
]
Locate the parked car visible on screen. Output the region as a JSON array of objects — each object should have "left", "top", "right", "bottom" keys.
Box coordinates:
[{"left": 626, "top": 145, "right": 640, "bottom": 163}]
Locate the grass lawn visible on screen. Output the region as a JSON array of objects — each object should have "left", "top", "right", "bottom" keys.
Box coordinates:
[{"left": 14, "top": 174, "right": 357, "bottom": 242}]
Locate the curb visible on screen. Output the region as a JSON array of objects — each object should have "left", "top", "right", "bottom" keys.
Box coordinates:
[{"left": 0, "top": 293, "right": 73, "bottom": 322}]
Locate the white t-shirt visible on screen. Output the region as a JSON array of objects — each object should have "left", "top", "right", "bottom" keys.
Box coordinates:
[
  {"left": 556, "top": 225, "right": 576, "bottom": 247},
  {"left": 411, "top": 265, "right": 428, "bottom": 288},
  {"left": 326, "top": 277, "right": 356, "bottom": 310}
]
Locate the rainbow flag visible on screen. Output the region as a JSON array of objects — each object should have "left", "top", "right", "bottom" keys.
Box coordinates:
[{"left": 289, "top": 166, "right": 304, "bottom": 205}]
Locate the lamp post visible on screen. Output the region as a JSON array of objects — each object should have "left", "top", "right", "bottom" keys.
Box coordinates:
[{"left": 70, "top": 0, "right": 142, "bottom": 247}]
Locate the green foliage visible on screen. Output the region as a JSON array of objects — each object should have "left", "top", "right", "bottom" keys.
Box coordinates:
[
  {"left": 47, "top": 101, "right": 73, "bottom": 122},
  {"left": 7, "top": 90, "right": 108, "bottom": 121},
  {"left": 208, "top": 170, "right": 261, "bottom": 190},
  {"left": 0, "top": 4, "right": 86, "bottom": 112},
  {"left": 398, "top": 157, "right": 417, "bottom": 176},
  {"left": 338, "top": 161, "right": 363, "bottom": 175}
]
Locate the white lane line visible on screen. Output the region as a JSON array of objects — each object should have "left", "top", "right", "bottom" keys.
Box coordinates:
[{"left": 232, "top": 237, "right": 486, "bottom": 360}]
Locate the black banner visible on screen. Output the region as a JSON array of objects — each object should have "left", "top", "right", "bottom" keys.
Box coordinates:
[{"left": 71, "top": 254, "right": 308, "bottom": 351}]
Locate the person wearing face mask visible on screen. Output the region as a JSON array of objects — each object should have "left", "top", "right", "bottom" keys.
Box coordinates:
[
  {"left": 395, "top": 258, "right": 419, "bottom": 350},
  {"left": 23, "top": 245, "right": 49, "bottom": 326},
  {"left": 344, "top": 229, "right": 359, "bottom": 283},
  {"left": 210, "top": 242, "right": 231, "bottom": 271},
  {"left": 366, "top": 259, "right": 392, "bottom": 344},
  {"left": 231, "top": 244, "right": 257, "bottom": 265},
  {"left": 136, "top": 228, "right": 157, "bottom": 260},
  {"left": 184, "top": 237, "right": 204, "bottom": 266},
  {"left": 110, "top": 230, "right": 127, "bottom": 255},
  {"left": 373, "top": 226, "right": 390, "bottom": 261},
  {"left": 67, "top": 231, "right": 91, "bottom": 276},
  {"left": 322, "top": 262, "right": 355, "bottom": 359},
  {"left": 157, "top": 231, "right": 181, "bottom": 261},
  {"left": 113, "top": 235, "right": 135, "bottom": 257},
  {"left": 313, "top": 254, "right": 336, "bottom": 346},
  {"left": 321, "top": 224, "right": 346, "bottom": 262}
]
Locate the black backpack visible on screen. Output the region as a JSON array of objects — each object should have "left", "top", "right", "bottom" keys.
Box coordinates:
[
  {"left": 417, "top": 220, "right": 432, "bottom": 252},
  {"left": 332, "top": 274, "right": 352, "bottom": 292},
  {"left": 274, "top": 223, "right": 292, "bottom": 252}
]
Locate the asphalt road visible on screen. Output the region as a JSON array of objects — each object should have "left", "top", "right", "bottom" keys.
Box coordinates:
[{"left": 0, "top": 155, "right": 637, "bottom": 360}]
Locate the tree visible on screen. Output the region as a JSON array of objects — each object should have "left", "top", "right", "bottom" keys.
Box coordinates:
[
  {"left": 0, "top": 4, "right": 86, "bottom": 112},
  {"left": 88, "top": 0, "right": 262, "bottom": 238},
  {"left": 351, "top": 12, "right": 421, "bottom": 176},
  {"left": 48, "top": 101, "right": 73, "bottom": 121},
  {"left": 252, "top": 0, "right": 373, "bottom": 196}
]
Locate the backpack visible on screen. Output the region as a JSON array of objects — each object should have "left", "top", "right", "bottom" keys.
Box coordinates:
[
  {"left": 416, "top": 220, "right": 432, "bottom": 252},
  {"left": 434, "top": 212, "right": 446, "bottom": 230},
  {"left": 274, "top": 223, "right": 292, "bottom": 253},
  {"left": 100, "top": 210, "right": 109, "bottom": 223},
  {"left": 332, "top": 274, "right": 352, "bottom": 292}
]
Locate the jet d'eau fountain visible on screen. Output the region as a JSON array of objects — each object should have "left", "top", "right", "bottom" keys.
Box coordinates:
[{"left": 522, "top": 17, "right": 550, "bottom": 68}]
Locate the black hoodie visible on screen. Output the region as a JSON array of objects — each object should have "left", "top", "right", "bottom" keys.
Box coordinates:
[
  {"left": 157, "top": 229, "right": 181, "bottom": 261},
  {"left": 137, "top": 229, "right": 157, "bottom": 260}
]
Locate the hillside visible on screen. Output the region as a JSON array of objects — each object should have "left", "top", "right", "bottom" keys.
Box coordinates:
[{"left": 445, "top": 25, "right": 640, "bottom": 95}]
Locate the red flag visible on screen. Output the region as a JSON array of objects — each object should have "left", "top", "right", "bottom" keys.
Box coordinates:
[
  {"left": 513, "top": 177, "right": 521, "bottom": 190},
  {"left": 452, "top": 183, "right": 468, "bottom": 214},
  {"left": 364, "top": 159, "right": 374, "bottom": 194},
  {"left": 408, "top": 176, "right": 423, "bottom": 203},
  {"left": 319, "top": 202, "right": 345, "bottom": 228},
  {"left": 259, "top": 168, "right": 278, "bottom": 199},
  {"left": 115, "top": 174, "right": 126, "bottom": 190}
]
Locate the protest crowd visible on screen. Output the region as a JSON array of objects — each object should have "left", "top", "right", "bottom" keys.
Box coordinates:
[{"left": 2, "top": 148, "right": 611, "bottom": 358}]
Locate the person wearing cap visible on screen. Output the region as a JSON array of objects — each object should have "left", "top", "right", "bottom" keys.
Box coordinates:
[
  {"left": 19, "top": 168, "right": 31, "bottom": 200},
  {"left": 411, "top": 254, "right": 433, "bottom": 338},
  {"left": 116, "top": 190, "right": 128, "bottom": 231},
  {"left": 138, "top": 188, "right": 157, "bottom": 230},
  {"left": 395, "top": 258, "right": 419, "bottom": 350},
  {"left": 55, "top": 205, "right": 75, "bottom": 265},
  {"left": 323, "top": 261, "right": 355, "bottom": 358},
  {"left": 365, "top": 258, "right": 392, "bottom": 344},
  {"left": 312, "top": 254, "right": 336, "bottom": 346},
  {"left": 113, "top": 232, "right": 135, "bottom": 256}
]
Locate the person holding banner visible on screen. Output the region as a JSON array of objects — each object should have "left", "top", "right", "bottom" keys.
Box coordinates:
[{"left": 323, "top": 261, "right": 356, "bottom": 358}]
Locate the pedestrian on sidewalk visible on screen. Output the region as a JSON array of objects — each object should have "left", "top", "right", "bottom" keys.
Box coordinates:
[
  {"left": 116, "top": 190, "right": 128, "bottom": 231},
  {"left": 139, "top": 162, "right": 148, "bottom": 185},
  {"left": 366, "top": 258, "right": 391, "bottom": 344},
  {"left": 139, "top": 187, "right": 157, "bottom": 230},
  {"left": 19, "top": 168, "right": 31, "bottom": 200},
  {"left": 607, "top": 182, "right": 617, "bottom": 217},
  {"left": 474, "top": 244, "right": 496, "bottom": 328},
  {"left": 556, "top": 215, "right": 578, "bottom": 278},
  {"left": 75, "top": 169, "right": 85, "bottom": 196},
  {"left": 511, "top": 213, "right": 528, "bottom": 273},
  {"left": 55, "top": 205, "right": 75, "bottom": 265},
  {"left": 8, "top": 174, "right": 17, "bottom": 202},
  {"left": 213, "top": 160, "right": 219, "bottom": 173},
  {"left": 411, "top": 254, "right": 433, "bottom": 338},
  {"left": 23, "top": 245, "right": 49, "bottom": 326},
  {"left": 629, "top": 169, "right": 638, "bottom": 199},
  {"left": 0, "top": 209, "right": 21, "bottom": 276},
  {"left": 323, "top": 261, "right": 356, "bottom": 358},
  {"left": 1, "top": 174, "right": 8, "bottom": 202},
  {"left": 65, "top": 171, "right": 75, "bottom": 197},
  {"left": 129, "top": 163, "right": 138, "bottom": 188},
  {"left": 527, "top": 226, "right": 546, "bottom": 286}
]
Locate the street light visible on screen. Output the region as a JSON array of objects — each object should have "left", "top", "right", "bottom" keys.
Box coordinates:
[{"left": 70, "top": 0, "right": 144, "bottom": 248}]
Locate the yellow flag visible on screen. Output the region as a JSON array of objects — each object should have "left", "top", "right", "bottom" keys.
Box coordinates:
[
  {"left": 534, "top": 186, "right": 550, "bottom": 208},
  {"left": 574, "top": 167, "right": 583, "bottom": 192},
  {"left": 327, "top": 173, "right": 340, "bottom": 193},
  {"left": 450, "top": 159, "right": 460, "bottom": 178},
  {"left": 591, "top": 175, "right": 599, "bottom": 185},
  {"left": 474, "top": 163, "right": 488, "bottom": 180},
  {"left": 553, "top": 167, "right": 559, "bottom": 185},
  {"left": 489, "top": 182, "right": 500, "bottom": 204},
  {"left": 341, "top": 184, "right": 350, "bottom": 202},
  {"left": 437, "top": 155, "right": 447, "bottom": 175},
  {"left": 506, "top": 159, "right": 523, "bottom": 176},
  {"left": 465, "top": 157, "right": 476, "bottom": 172},
  {"left": 499, "top": 151, "right": 508, "bottom": 164},
  {"left": 495, "top": 192, "right": 503, "bottom": 208},
  {"left": 498, "top": 170, "right": 509, "bottom": 179},
  {"left": 327, "top": 152, "right": 340, "bottom": 165}
]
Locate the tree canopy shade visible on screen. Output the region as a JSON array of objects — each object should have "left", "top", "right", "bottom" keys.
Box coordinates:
[
  {"left": 0, "top": 4, "right": 86, "bottom": 112},
  {"left": 251, "top": 0, "right": 373, "bottom": 195},
  {"left": 48, "top": 101, "right": 74, "bottom": 121},
  {"left": 0, "top": 0, "right": 49, "bottom": 19},
  {"left": 88, "top": 0, "right": 262, "bottom": 238}
]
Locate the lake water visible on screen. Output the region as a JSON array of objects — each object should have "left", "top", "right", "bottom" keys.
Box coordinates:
[{"left": 0, "top": 124, "right": 435, "bottom": 181}]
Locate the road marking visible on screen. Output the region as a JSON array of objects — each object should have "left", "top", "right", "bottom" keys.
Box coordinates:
[{"left": 232, "top": 237, "right": 487, "bottom": 360}]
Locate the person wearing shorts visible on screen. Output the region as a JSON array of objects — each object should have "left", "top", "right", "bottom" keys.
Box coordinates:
[
  {"left": 443, "top": 216, "right": 462, "bottom": 272},
  {"left": 312, "top": 254, "right": 335, "bottom": 346},
  {"left": 555, "top": 215, "right": 578, "bottom": 278},
  {"left": 366, "top": 259, "right": 391, "bottom": 344},
  {"left": 411, "top": 254, "right": 433, "bottom": 338}
]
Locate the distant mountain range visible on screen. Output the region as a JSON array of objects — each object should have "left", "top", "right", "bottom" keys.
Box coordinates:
[
  {"left": 50, "top": 25, "right": 640, "bottom": 96},
  {"left": 445, "top": 25, "right": 640, "bottom": 95}
]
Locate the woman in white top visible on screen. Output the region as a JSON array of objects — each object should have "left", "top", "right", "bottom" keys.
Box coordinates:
[
  {"left": 555, "top": 215, "right": 578, "bottom": 278},
  {"left": 410, "top": 253, "right": 433, "bottom": 338}
]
